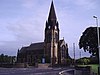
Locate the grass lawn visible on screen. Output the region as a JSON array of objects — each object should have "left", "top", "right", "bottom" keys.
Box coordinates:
[
  {"left": 90, "top": 64, "right": 98, "bottom": 73},
  {"left": 78, "top": 64, "right": 98, "bottom": 74}
]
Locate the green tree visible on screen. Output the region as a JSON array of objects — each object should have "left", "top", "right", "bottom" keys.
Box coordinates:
[
  {"left": 66, "top": 58, "right": 72, "bottom": 65},
  {"left": 79, "top": 27, "right": 99, "bottom": 61},
  {"left": 0, "top": 54, "right": 4, "bottom": 63},
  {"left": 82, "top": 58, "right": 90, "bottom": 65},
  {"left": 0, "top": 54, "right": 16, "bottom": 64}
]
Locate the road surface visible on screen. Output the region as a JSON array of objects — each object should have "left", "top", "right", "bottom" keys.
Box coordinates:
[{"left": 0, "top": 67, "right": 73, "bottom": 75}]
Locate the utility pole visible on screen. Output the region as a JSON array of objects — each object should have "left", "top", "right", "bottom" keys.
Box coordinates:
[
  {"left": 80, "top": 51, "right": 81, "bottom": 59},
  {"left": 73, "top": 43, "right": 75, "bottom": 66},
  {"left": 80, "top": 51, "right": 82, "bottom": 64}
]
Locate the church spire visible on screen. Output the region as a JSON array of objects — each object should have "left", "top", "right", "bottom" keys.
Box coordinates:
[{"left": 48, "top": 1, "right": 57, "bottom": 21}]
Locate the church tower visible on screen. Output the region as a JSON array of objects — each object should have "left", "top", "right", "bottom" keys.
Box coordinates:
[{"left": 44, "top": 1, "right": 59, "bottom": 66}]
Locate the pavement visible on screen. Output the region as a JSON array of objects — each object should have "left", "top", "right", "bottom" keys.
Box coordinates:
[{"left": 0, "top": 67, "right": 74, "bottom": 75}]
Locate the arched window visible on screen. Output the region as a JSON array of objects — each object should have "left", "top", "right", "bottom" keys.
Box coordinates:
[
  {"left": 62, "top": 45, "right": 65, "bottom": 58},
  {"left": 47, "top": 33, "right": 51, "bottom": 42},
  {"left": 55, "top": 32, "right": 58, "bottom": 42}
]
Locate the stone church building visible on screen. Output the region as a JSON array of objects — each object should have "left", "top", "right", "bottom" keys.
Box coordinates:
[{"left": 17, "top": 1, "right": 70, "bottom": 66}]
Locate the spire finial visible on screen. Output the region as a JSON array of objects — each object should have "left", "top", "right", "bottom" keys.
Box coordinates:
[
  {"left": 48, "top": 0, "right": 57, "bottom": 21},
  {"left": 52, "top": 0, "right": 53, "bottom": 2},
  {"left": 52, "top": 0, "right": 53, "bottom": 3}
]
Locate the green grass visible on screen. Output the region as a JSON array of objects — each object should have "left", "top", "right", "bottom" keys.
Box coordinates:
[
  {"left": 90, "top": 64, "right": 98, "bottom": 73},
  {"left": 78, "top": 64, "right": 98, "bottom": 74}
]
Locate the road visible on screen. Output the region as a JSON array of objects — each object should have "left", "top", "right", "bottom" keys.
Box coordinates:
[{"left": 0, "top": 67, "right": 73, "bottom": 75}]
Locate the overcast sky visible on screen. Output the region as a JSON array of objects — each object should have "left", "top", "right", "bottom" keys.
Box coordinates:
[{"left": 0, "top": 0, "right": 100, "bottom": 59}]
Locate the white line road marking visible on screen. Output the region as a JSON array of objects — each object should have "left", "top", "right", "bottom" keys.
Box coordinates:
[{"left": 59, "top": 69, "right": 74, "bottom": 75}]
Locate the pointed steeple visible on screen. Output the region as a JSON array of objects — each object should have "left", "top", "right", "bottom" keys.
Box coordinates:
[{"left": 48, "top": 1, "right": 57, "bottom": 21}]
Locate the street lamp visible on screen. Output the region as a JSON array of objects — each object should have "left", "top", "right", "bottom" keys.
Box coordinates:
[{"left": 93, "top": 16, "right": 100, "bottom": 74}]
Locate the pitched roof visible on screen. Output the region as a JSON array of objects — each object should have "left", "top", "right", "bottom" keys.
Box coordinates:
[
  {"left": 19, "top": 42, "right": 44, "bottom": 53},
  {"left": 19, "top": 46, "right": 29, "bottom": 53},
  {"left": 28, "top": 42, "right": 44, "bottom": 50}
]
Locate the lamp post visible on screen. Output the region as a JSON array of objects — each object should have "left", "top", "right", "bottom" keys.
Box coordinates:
[{"left": 93, "top": 16, "right": 100, "bottom": 74}]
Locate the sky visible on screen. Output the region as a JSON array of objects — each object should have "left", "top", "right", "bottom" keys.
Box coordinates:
[{"left": 0, "top": 0, "right": 100, "bottom": 59}]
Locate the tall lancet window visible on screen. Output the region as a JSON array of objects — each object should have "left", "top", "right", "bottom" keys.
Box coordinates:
[
  {"left": 47, "top": 33, "right": 51, "bottom": 42},
  {"left": 55, "top": 32, "right": 58, "bottom": 42}
]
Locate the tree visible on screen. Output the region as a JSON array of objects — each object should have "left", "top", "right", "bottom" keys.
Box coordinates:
[
  {"left": 0, "top": 54, "right": 16, "bottom": 64},
  {"left": 0, "top": 54, "right": 4, "bottom": 63},
  {"left": 76, "top": 57, "right": 90, "bottom": 65},
  {"left": 82, "top": 57, "right": 90, "bottom": 65},
  {"left": 66, "top": 58, "right": 72, "bottom": 65},
  {"left": 79, "top": 27, "right": 99, "bottom": 60}
]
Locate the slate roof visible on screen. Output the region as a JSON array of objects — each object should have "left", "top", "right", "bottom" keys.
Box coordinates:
[
  {"left": 19, "top": 39, "right": 67, "bottom": 53},
  {"left": 19, "top": 46, "right": 29, "bottom": 53},
  {"left": 28, "top": 42, "right": 44, "bottom": 50},
  {"left": 19, "top": 42, "right": 44, "bottom": 53}
]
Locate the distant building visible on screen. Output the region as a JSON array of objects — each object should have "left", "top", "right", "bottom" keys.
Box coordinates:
[{"left": 17, "top": 1, "right": 70, "bottom": 66}]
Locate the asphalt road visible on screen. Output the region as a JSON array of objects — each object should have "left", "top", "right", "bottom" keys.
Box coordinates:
[{"left": 0, "top": 67, "right": 73, "bottom": 75}]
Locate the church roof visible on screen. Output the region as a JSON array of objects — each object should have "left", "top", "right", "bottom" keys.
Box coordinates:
[
  {"left": 48, "top": 1, "right": 57, "bottom": 21},
  {"left": 19, "top": 46, "right": 29, "bottom": 53},
  {"left": 28, "top": 42, "right": 44, "bottom": 50},
  {"left": 19, "top": 42, "right": 44, "bottom": 53}
]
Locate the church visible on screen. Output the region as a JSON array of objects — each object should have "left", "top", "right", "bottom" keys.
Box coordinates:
[{"left": 17, "top": 1, "right": 70, "bottom": 67}]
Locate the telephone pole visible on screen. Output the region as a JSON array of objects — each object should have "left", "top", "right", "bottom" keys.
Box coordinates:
[{"left": 73, "top": 43, "right": 75, "bottom": 66}]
